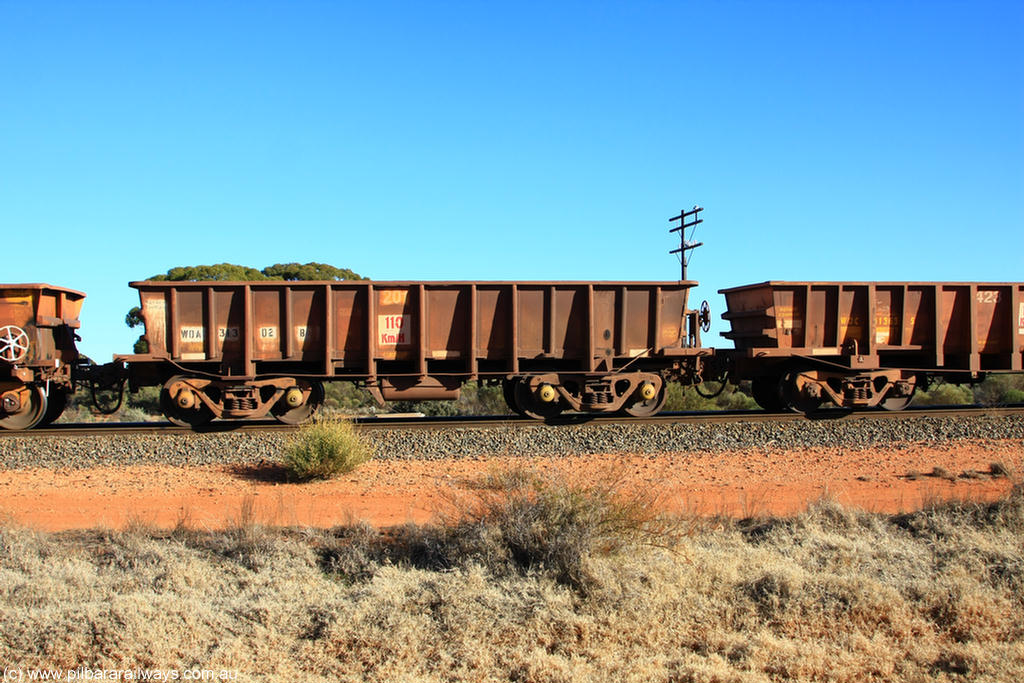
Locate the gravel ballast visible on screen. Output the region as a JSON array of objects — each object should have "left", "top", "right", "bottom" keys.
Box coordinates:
[{"left": 1, "top": 414, "right": 1023, "bottom": 470}]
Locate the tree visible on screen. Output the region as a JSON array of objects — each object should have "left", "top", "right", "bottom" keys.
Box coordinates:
[
  {"left": 150, "top": 263, "right": 269, "bottom": 282},
  {"left": 126, "top": 307, "right": 147, "bottom": 352},
  {"left": 262, "top": 262, "right": 366, "bottom": 281}
]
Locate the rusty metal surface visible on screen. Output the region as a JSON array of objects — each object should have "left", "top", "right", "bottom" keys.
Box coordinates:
[
  {"left": 122, "top": 280, "right": 709, "bottom": 380},
  {"left": 720, "top": 281, "right": 1024, "bottom": 411},
  {"left": 720, "top": 281, "right": 1024, "bottom": 374},
  {"left": 0, "top": 284, "right": 84, "bottom": 376},
  {"left": 115, "top": 279, "right": 713, "bottom": 420},
  {"left": 0, "top": 284, "right": 87, "bottom": 429}
]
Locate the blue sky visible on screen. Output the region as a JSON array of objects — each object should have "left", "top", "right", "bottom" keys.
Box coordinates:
[{"left": 2, "top": 1, "right": 1021, "bottom": 360}]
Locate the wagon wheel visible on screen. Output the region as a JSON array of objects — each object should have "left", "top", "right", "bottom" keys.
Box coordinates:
[
  {"left": 623, "top": 379, "right": 667, "bottom": 417},
  {"left": 880, "top": 392, "right": 915, "bottom": 412},
  {"left": 271, "top": 380, "right": 325, "bottom": 425},
  {"left": 0, "top": 325, "right": 30, "bottom": 363},
  {"left": 0, "top": 382, "right": 48, "bottom": 430},
  {"left": 160, "top": 375, "right": 214, "bottom": 428},
  {"left": 39, "top": 387, "right": 69, "bottom": 425},
  {"left": 780, "top": 370, "right": 823, "bottom": 415},
  {"left": 514, "top": 380, "right": 564, "bottom": 420},
  {"left": 502, "top": 378, "right": 527, "bottom": 417},
  {"left": 880, "top": 376, "right": 918, "bottom": 411},
  {"left": 750, "top": 376, "right": 786, "bottom": 412}
]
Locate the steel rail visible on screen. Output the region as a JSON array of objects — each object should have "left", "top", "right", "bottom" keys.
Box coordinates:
[{"left": 2, "top": 405, "right": 1022, "bottom": 439}]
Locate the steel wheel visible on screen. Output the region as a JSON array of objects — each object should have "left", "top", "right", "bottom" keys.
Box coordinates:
[
  {"left": 0, "top": 382, "right": 48, "bottom": 430},
  {"left": 271, "top": 380, "right": 324, "bottom": 424},
  {"left": 39, "top": 387, "right": 69, "bottom": 425},
  {"left": 780, "top": 370, "right": 823, "bottom": 415},
  {"left": 751, "top": 376, "right": 786, "bottom": 412},
  {"left": 502, "top": 378, "right": 527, "bottom": 417},
  {"left": 514, "top": 380, "right": 563, "bottom": 420},
  {"left": 160, "top": 375, "right": 214, "bottom": 428},
  {"left": 881, "top": 377, "right": 917, "bottom": 411},
  {"left": 623, "top": 381, "right": 667, "bottom": 417}
]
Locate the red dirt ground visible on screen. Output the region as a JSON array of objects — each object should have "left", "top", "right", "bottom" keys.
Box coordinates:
[{"left": 0, "top": 440, "right": 1020, "bottom": 531}]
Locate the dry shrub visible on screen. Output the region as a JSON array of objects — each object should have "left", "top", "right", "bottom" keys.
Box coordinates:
[
  {"left": 929, "top": 466, "right": 956, "bottom": 481},
  {"left": 899, "top": 483, "right": 1024, "bottom": 537},
  {"left": 990, "top": 461, "right": 1014, "bottom": 478},
  {"left": 318, "top": 467, "right": 689, "bottom": 592},
  {"left": 439, "top": 467, "right": 686, "bottom": 591},
  {"left": 282, "top": 416, "right": 371, "bottom": 481},
  {"left": 317, "top": 521, "right": 381, "bottom": 583}
]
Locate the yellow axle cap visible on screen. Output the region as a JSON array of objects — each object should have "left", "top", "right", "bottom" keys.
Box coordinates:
[
  {"left": 175, "top": 388, "right": 197, "bottom": 410},
  {"left": 639, "top": 382, "right": 658, "bottom": 400},
  {"left": 284, "top": 387, "right": 305, "bottom": 407},
  {"left": 538, "top": 383, "right": 557, "bottom": 403}
]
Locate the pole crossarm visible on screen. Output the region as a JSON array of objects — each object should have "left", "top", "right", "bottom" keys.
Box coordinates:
[{"left": 669, "top": 205, "right": 704, "bottom": 281}]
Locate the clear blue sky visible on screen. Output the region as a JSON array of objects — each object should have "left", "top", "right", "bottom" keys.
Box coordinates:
[{"left": 2, "top": 1, "right": 1021, "bottom": 361}]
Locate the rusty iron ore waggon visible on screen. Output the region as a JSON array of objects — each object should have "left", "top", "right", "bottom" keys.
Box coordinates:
[
  {"left": 0, "top": 284, "right": 86, "bottom": 429},
  {"left": 118, "top": 277, "right": 712, "bottom": 426},
  {"left": 2, "top": 207, "right": 1022, "bottom": 429},
  {"left": 719, "top": 281, "right": 1024, "bottom": 413}
]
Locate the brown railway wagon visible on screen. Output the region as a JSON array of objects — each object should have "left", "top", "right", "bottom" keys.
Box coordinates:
[
  {"left": 0, "top": 284, "right": 85, "bottom": 429},
  {"left": 119, "top": 280, "right": 713, "bottom": 425},
  {"left": 719, "top": 281, "right": 1024, "bottom": 412}
]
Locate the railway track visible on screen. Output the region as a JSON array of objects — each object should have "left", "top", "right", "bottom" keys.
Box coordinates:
[{"left": 3, "top": 405, "right": 1023, "bottom": 438}]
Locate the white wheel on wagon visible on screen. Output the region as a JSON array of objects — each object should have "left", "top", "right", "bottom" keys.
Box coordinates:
[{"left": 0, "top": 325, "right": 29, "bottom": 363}]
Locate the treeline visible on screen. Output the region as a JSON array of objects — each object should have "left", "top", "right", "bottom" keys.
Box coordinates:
[{"left": 144, "top": 262, "right": 366, "bottom": 283}]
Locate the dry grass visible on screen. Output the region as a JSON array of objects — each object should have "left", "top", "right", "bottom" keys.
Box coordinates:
[
  {"left": 990, "top": 461, "right": 1015, "bottom": 478},
  {"left": 0, "top": 478, "right": 1022, "bottom": 682},
  {"left": 929, "top": 466, "right": 957, "bottom": 481}
]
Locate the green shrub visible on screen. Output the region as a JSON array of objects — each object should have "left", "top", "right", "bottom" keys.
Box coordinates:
[
  {"left": 912, "top": 383, "right": 974, "bottom": 406},
  {"left": 125, "top": 386, "right": 163, "bottom": 415},
  {"left": 663, "top": 382, "right": 758, "bottom": 411},
  {"left": 392, "top": 381, "right": 511, "bottom": 416},
  {"left": 322, "top": 381, "right": 378, "bottom": 414},
  {"left": 282, "top": 417, "right": 371, "bottom": 481},
  {"left": 974, "top": 374, "right": 1024, "bottom": 405}
]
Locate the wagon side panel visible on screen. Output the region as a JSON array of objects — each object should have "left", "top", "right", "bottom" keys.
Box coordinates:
[
  {"left": 475, "top": 285, "right": 510, "bottom": 364},
  {"left": 331, "top": 285, "right": 368, "bottom": 372},
  {"left": 138, "top": 288, "right": 172, "bottom": 357},
  {"left": 621, "top": 287, "right": 653, "bottom": 356},
  {"left": 212, "top": 287, "right": 245, "bottom": 362},
  {"left": 425, "top": 286, "right": 469, "bottom": 362}
]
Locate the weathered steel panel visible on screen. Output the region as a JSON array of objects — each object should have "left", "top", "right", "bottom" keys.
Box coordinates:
[
  {"left": 721, "top": 281, "right": 1024, "bottom": 373},
  {"left": 0, "top": 284, "right": 84, "bottom": 369},
  {"left": 1, "top": 284, "right": 84, "bottom": 429},
  {"left": 126, "top": 279, "right": 702, "bottom": 381}
]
